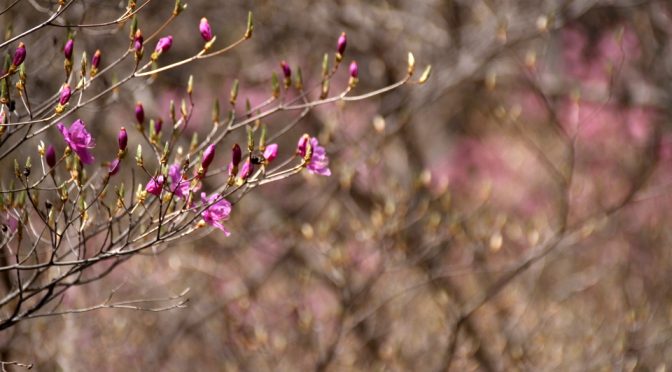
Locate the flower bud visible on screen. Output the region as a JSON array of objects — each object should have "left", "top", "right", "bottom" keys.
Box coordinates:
[
  {"left": 108, "top": 158, "right": 120, "bottom": 176},
  {"left": 336, "top": 32, "right": 347, "bottom": 61},
  {"left": 154, "top": 36, "right": 173, "bottom": 54},
  {"left": 337, "top": 32, "right": 347, "bottom": 55},
  {"left": 201, "top": 144, "right": 216, "bottom": 170},
  {"left": 349, "top": 61, "right": 359, "bottom": 79},
  {"left": 12, "top": 42, "right": 26, "bottom": 68},
  {"left": 64, "top": 38, "right": 74, "bottom": 60},
  {"left": 199, "top": 17, "right": 213, "bottom": 42},
  {"left": 59, "top": 84, "right": 72, "bottom": 106},
  {"left": 133, "top": 30, "right": 144, "bottom": 52},
  {"left": 240, "top": 159, "right": 253, "bottom": 180},
  {"left": 280, "top": 61, "right": 291, "bottom": 80},
  {"left": 135, "top": 102, "right": 144, "bottom": 124},
  {"left": 297, "top": 134, "right": 310, "bottom": 157},
  {"left": 263, "top": 143, "right": 278, "bottom": 163},
  {"left": 231, "top": 143, "right": 242, "bottom": 167},
  {"left": 153, "top": 118, "right": 162, "bottom": 134},
  {"left": 280, "top": 61, "right": 291, "bottom": 89},
  {"left": 45, "top": 145, "right": 56, "bottom": 168},
  {"left": 90, "top": 49, "right": 101, "bottom": 76},
  {"left": 118, "top": 127, "right": 128, "bottom": 151}
]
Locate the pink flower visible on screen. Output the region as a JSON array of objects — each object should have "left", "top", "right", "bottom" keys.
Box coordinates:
[
  {"left": 298, "top": 136, "right": 331, "bottom": 176},
  {"left": 57, "top": 119, "right": 96, "bottom": 164},
  {"left": 263, "top": 143, "right": 278, "bottom": 163},
  {"left": 145, "top": 175, "right": 164, "bottom": 196},
  {"left": 201, "top": 192, "right": 232, "bottom": 235},
  {"left": 199, "top": 17, "right": 213, "bottom": 42},
  {"left": 154, "top": 36, "right": 173, "bottom": 54},
  {"left": 168, "top": 163, "right": 199, "bottom": 199}
]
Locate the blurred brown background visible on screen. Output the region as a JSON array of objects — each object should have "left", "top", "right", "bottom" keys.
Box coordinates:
[{"left": 2, "top": 0, "right": 672, "bottom": 370}]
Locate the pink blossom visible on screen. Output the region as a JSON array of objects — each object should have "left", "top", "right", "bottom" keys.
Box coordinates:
[
  {"left": 201, "top": 192, "right": 232, "bottom": 235},
  {"left": 145, "top": 175, "right": 164, "bottom": 196},
  {"left": 169, "top": 163, "right": 199, "bottom": 199},
  {"left": 298, "top": 136, "right": 331, "bottom": 176},
  {"left": 263, "top": 143, "right": 278, "bottom": 163},
  {"left": 57, "top": 119, "right": 96, "bottom": 164}
]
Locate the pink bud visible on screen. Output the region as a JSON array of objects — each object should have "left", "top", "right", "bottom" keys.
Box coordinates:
[
  {"left": 12, "top": 42, "right": 26, "bottom": 67},
  {"left": 108, "top": 158, "right": 120, "bottom": 176},
  {"left": 154, "top": 36, "right": 173, "bottom": 54},
  {"left": 297, "top": 134, "right": 310, "bottom": 157},
  {"left": 201, "top": 144, "right": 216, "bottom": 170},
  {"left": 59, "top": 84, "right": 72, "bottom": 106},
  {"left": 337, "top": 32, "right": 347, "bottom": 56},
  {"left": 63, "top": 39, "right": 74, "bottom": 60},
  {"left": 240, "top": 159, "right": 253, "bottom": 180},
  {"left": 199, "top": 17, "right": 213, "bottom": 42},
  {"left": 135, "top": 102, "right": 144, "bottom": 124},
  {"left": 118, "top": 127, "right": 128, "bottom": 151},
  {"left": 133, "top": 31, "right": 144, "bottom": 52},
  {"left": 91, "top": 50, "right": 101, "bottom": 69},
  {"left": 263, "top": 143, "right": 278, "bottom": 163},
  {"left": 349, "top": 61, "right": 358, "bottom": 79},
  {"left": 280, "top": 61, "right": 291, "bottom": 80},
  {"left": 153, "top": 118, "right": 162, "bottom": 134},
  {"left": 231, "top": 144, "right": 242, "bottom": 167},
  {"left": 45, "top": 145, "right": 56, "bottom": 168}
]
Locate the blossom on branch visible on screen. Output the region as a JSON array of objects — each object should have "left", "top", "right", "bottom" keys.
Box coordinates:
[
  {"left": 200, "top": 192, "right": 232, "bottom": 235},
  {"left": 57, "top": 119, "right": 96, "bottom": 164},
  {"left": 298, "top": 136, "right": 331, "bottom": 176}
]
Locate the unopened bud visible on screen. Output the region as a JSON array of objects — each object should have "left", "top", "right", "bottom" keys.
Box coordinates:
[
  {"left": 118, "top": 127, "right": 128, "bottom": 151},
  {"left": 199, "top": 17, "right": 213, "bottom": 42},
  {"left": 135, "top": 102, "right": 144, "bottom": 124},
  {"left": 337, "top": 32, "right": 347, "bottom": 60},
  {"left": 63, "top": 38, "right": 74, "bottom": 60},
  {"left": 280, "top": 60, "right": 291, "bottom": 88},
  {"left": 45, "top": 145, "right": 56, "bottom": 168},
  {"left": 12, "top": 42, "right": 26, "bottom": 69},
  {"left": 90, "top": 50, "right": 101, "bottom": 77},
  {"left": 231, "top": 143, "right": 242, "bottom": 167},
  {"left": 57, "top": 83, "right": 71, "bottom": 109},
  {"left": 201, "top": 144, "right": 216, "bottom": 170},
  {"left": 240, "top": 159, "right": 253, "bottom": 180}
]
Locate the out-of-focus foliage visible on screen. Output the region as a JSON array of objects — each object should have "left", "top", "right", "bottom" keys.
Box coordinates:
[{"left": 2, "top": 0, "right": 672, "bottom": 370}]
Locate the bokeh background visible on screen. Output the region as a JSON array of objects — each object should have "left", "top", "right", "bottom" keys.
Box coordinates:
[{"left": 2, "top": 0, "right": 672, "bottom": 370}]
